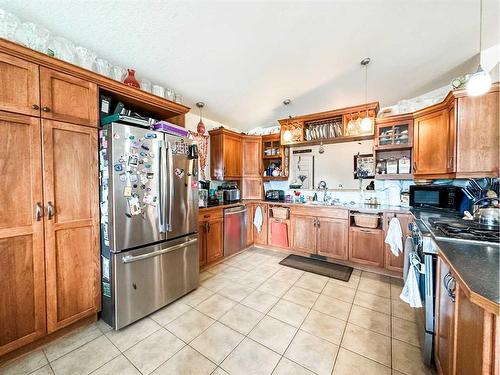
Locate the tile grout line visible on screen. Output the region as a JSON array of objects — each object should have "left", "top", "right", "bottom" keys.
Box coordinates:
[{"left": 330, "top": 269, "right": 361, "bottom": 374}]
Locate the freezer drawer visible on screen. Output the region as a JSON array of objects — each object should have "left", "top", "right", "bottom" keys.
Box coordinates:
[{"left": 112, "top": 235, "right": 199, "bottom": 329}]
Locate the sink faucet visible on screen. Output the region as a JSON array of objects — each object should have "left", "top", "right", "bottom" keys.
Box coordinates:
[{"left": 317, "top": 181, "right": 328, "bottom": 202}]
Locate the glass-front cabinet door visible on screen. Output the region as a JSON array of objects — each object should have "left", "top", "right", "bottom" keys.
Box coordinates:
[{"left": 375, "top": 118, "right": 413, "bottom": 149}]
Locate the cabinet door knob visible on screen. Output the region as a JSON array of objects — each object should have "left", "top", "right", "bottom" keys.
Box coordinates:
[
  {"left": 42, "top": 106, "right": 51, "bottom": 112},
  {"left": 32, "top": 104, "right": 40, "bottom": 110}
]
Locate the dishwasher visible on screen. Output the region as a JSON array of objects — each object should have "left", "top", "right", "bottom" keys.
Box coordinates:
[{"left": 224, "top": 205, "right": 247, "bottom": 256}]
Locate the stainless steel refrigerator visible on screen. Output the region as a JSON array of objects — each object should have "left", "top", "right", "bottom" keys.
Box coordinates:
[{"left": 99, "top": 122, "right": 199, "bottom": 329}]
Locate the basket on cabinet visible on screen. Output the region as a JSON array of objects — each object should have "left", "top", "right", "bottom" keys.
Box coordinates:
[
  {"left": 353, "top": 214, "right": 379, "bottom": 228},
  {"left": 271, "top": 206, "right": 290, "bottom": 220}
]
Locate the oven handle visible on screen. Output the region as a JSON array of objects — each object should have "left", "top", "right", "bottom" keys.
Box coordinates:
[
  {"left": 122, "top": 238, "right": 198, "bottom": 263},
  {"left": 444, "top": 271, "right": 456, "bottom": 302}
]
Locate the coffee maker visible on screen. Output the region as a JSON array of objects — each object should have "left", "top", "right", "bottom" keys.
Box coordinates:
[{"left": 198, "top": 180, "right": 210, "bottom": 207}]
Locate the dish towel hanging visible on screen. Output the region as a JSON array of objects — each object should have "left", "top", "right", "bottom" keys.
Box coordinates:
[
  {"left": 384, "top": 217, "right": 403, "bottom": 256},
  {"left": 253, "top": 206, "right": 263, "bottom": 233},
  {"left": 400, "top": 252, "right": 424, "bottom": 308}
]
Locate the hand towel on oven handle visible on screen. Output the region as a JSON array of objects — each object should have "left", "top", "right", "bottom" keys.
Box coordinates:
[{"left": 400, "top": 245, "right": 425, "bottom": 308}]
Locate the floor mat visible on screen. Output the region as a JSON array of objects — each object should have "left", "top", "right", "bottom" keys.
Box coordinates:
[{"left": 279, "top": 254, "right": 353, "bottom": 282}]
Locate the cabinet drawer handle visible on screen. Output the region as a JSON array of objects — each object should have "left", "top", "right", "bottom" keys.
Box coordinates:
[
  {"left": 32, "top": 104, "right": 40, "bottom": 110},
  {"left": 413, "top": 162, "right": 417, "bottom": 173},
  {"left": 35, "top": 202, "right": 43, "bottom": 221},
  {"left": 42, "top": 106, "right": 51, "bottom": 112},
  {"left": 47, "top": 201, "right": 54, "bottom": 220}
]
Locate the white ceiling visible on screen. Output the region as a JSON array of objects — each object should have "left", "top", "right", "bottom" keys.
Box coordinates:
[{"left": 2, "top": 0, "right": 498, "bottom": 130}]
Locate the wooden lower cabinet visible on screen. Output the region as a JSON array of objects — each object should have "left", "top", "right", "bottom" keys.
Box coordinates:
[
  {"left": 253, "top": 203, "right": 268, "bottom": 245},
  {"left": 198, "top": 220, "right": 207, "bottom": 267},
  {"left": 42, "top": 120, "right": 100, "bottom": 333},
  {"left": 349, "top": 227, "right": 384, "bottom": 267},
  {"left": 0, "top": 114, "right": 100, "bottom": 356},
  {"left": 290, "top": 215, "right": 316, "bottom": 254},
  {"left": 268, "top": 218, "right": 290, "bottom": 249},
  {"left": 435, "top": 256, "right": 498, "bottom": 375},
  {"left": 0, "top": 112, "right": 46, "bottom": 356},
  {"left": 199, "top": 209, "right": 224, "bottom": 265},
  {"left": 383, "top": 212, "right": 412, "bottom": 273},
  {"left": 245, "top": 203, "right": 254, "bottom": 246},
  {"left": 435, "top": 258, "right": 455, "bottom": 375},
  {"left": 206, "top": 217, "right": 223, "bottom": 262},
  {"left": 316, "top": 217, "right": 348, "bottom": 260}
]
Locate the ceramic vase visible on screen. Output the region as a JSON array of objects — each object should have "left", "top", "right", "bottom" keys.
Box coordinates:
[{"left": 124, "top": 69, "right": 140, "bottom": 88}]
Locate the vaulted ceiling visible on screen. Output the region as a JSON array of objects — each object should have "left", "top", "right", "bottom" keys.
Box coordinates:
[{"left": 3, "top": 0, "right": 498, "bottom": 130}]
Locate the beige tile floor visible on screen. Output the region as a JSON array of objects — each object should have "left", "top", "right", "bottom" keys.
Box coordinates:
[{"left": 1, "top": 247, "right": 435, "bottom": 375}]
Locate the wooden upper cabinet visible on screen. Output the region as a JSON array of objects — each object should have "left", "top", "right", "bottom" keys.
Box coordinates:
[
  {"left": 349, "top": 227, "right": 384, "bottom": 267},
  {"left": 455, "top": 90, "right": 499, "bottom": 177},
  {"left": 241, "top": 178, "right": 262, "bottom": 199},
  {"left": 0, "top": 52, "right": 40, "bottom": 116},
  {"left": 291, "top": 214, "right": 316, "bottom": 254},
  {"left": 383, "top": 213, "right": 412, "bottom": 273},
  {"left": 0, "top": 112, "right": 46, "bottom": 356},
  {"left": 209, "top": 128, "right": 243, "bottom": 180},
  {"left": 42, "top": 120, "right": 100, "bottom": 333},
  {"left": 223, "top": 133, "right": 242, "bottom": 179},
  {"left": 316, "top": 217, "right": 348, "bottom": 260},
  {"left": 413, "top": 109, "right": 451, "bottom": 177},
  {"left": 40, "top": 67, "right": 98, "bottom": 127},
  {"left": 242, "top": 136, "right": 262, "bottom": 177}
]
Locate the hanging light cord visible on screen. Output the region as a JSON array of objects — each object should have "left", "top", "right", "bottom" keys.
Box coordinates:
[
  {"left": 365, "top": 63, "right": 368, "bottom": 117},
  {"left": 479, "top": 0, "right": 482, "bottom": 54}
]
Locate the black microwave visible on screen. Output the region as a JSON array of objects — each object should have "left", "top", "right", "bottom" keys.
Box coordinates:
[{"left": 409, "top": 185, "right": 463, "bottom": 210}]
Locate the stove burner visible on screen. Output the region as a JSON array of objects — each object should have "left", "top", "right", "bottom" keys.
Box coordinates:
[{"left": 430, "top": 219, "right": 500, "bottom": 243}]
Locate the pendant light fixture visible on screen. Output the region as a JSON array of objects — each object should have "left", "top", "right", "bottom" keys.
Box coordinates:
[
  {"left": 360, "top": 57, "right": 373, "bottom": 132},
  {"left": 196, "top": 102, "right": 206, "bottom": 135},
  {"left": 466, "top": 0, "right": 491, "bottom": 96}
]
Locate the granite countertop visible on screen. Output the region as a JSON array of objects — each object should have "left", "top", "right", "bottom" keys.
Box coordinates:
[
  {"left": 200, "top": 200, "right": 411, "bottom": 213},
  {"left": 412, "top": 208, "right": 499, "bottom": 314}
]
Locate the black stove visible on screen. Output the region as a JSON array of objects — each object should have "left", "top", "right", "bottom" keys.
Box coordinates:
[{"left": 428, "top": 217, "right": 500, "bottom": 244}]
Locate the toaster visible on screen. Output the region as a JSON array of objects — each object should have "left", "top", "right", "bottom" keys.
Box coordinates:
[{"left": 265, "top": 190, "right": 285, "bottom": 202}]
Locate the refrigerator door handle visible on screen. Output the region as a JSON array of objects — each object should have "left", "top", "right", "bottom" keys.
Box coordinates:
[
  {"left": 166, "top": 141, "right": 174, "bottom": 232},
  {"left": 121, "top": 237, "right": 198, "bottom": 263},
  {"left": 158, "top": 139, "right": 166, "bottom": 233}
]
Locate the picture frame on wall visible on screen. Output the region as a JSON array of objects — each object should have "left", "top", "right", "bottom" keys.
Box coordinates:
[{"left": 353, "top": 153, "right": 375, "bottom": 179}]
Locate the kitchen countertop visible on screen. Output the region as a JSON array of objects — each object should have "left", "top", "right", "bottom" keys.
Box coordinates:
[
  {"left": 412, "top": 208, "right": 499, "bottom": 314},
  {"left": 200, "top": 199, "right": 411, "bottom": 213}
]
